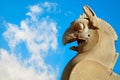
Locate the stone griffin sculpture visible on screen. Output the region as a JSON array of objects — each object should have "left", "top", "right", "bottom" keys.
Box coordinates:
[{"left": 61, "top": 5, "right": 120, "bottom": 80}]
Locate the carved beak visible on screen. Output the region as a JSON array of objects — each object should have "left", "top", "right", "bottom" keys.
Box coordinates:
[
  {"left": 62, "top": 31, "right": 77, "bottom": 45},
  {"left": 62, "top": 22, "right": 85, "bottom": 45}
]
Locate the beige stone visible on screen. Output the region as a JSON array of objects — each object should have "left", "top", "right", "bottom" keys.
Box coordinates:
[{"left": 61, "top": 5, "right": 120, "bottom": 80}]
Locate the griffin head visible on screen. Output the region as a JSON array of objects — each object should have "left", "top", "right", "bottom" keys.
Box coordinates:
[{"left": 62, "top": 5, "right": 99, "bottom": 53}]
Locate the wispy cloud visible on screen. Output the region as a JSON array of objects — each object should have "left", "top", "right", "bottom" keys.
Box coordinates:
[
  {"left": 0, "top": 2, "right": 59, "bottom": 80},
  {"left": 64, "top": 11, "right": 74, "bottom": 17},
  {"left": 42, "top": 2, "right": 60, "bottom": 13}
]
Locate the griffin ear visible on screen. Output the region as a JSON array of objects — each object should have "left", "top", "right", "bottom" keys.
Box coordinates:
[
  {"left": 83, "top": 5, "right": 99, "bottom": 30},
  {"left": 83, "top": 5, "right": 96, "bottom": 18}
]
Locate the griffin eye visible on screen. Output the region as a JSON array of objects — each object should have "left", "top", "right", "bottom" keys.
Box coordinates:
[{"left": 88, "top": 34, "right": 90, "bottom": 37}]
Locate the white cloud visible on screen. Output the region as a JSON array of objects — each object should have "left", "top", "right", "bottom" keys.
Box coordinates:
[
  {"left": 1, "top": 2, "right": 59, "bottom": 80},
  {"left": 42, "top": 2, "right": 58, "bottom": 12},
  {"left": 26, "top": 4, "right": 43, "bottom": 21},
  {"left": 0, "top": 49, "right": 57, "bottom": 80},
  {"left": 29, "top": 5, "right": 43, "bottom": 13},
  {"left": 26, "top": 2, "right": 61, "bottom": 21}
]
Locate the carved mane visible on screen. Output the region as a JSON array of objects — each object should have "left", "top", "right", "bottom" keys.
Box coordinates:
[{"left": 80, "top": 13, "right": 118, "bottom": 41}]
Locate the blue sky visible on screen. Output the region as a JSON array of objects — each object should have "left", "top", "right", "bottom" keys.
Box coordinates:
[{"left": 0, "top": 0, "right": 120, "bottom": 80}]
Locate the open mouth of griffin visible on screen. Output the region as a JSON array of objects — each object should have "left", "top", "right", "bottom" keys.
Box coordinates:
[
  {"left": 77, "top": 39, "right": 87, "bottom": 46},
  {"left": 69, "top": 38, "right": 87, "bottom": 52}
]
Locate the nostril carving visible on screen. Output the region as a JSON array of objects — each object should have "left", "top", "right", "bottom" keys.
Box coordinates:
[
  {"left": 74, "top": 23, "right": 84, "bottom": 31},
  {"left": 79, "top": 23, "right": 84, "bottom": 30}
]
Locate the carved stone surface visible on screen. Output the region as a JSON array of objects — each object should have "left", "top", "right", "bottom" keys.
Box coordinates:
[{"left": 61, "top": 5, "right": 120, "bottom": 80}]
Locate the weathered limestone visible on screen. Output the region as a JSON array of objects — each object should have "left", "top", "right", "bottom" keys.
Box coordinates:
[
  {"left": 61, "top": 5, "right": 120, "bottom": 80},
  {"left": 70, "top": 60, "right": 120, "bottom": 80}
]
